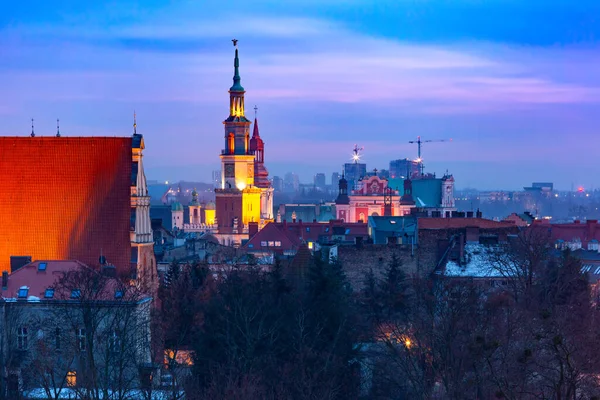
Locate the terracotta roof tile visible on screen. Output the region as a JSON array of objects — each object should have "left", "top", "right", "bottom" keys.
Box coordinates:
[{"left": 0, "top": 137, "right": 132, "bottom": 273}]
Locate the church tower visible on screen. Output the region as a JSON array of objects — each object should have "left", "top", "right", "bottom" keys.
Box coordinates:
[
  {"left": 249, "top": 114, "right": 274, "bottom": 221},
  {"left": 215, "top": 41, "right": 261, "bottom": 240},
  {"left": 130, "top": 116, "right": 158, "bottom": 294}
]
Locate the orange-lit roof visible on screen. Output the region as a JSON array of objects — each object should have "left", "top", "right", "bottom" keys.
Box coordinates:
[{"left": 0, "top": 137, "right": 132, "bottom": 273}]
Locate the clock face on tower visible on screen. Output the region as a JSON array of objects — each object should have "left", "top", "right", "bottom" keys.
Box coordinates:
[{"left": 224, "top": 163, "right": 235, "bottom": 178}]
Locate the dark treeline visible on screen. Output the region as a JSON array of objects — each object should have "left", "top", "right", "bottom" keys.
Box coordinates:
[{"left": 160, "top": 233, "right": 600, "bottom": 400}]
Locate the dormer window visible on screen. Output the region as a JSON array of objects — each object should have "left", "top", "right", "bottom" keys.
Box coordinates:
[
  {"left": 38, "top": 262, "right": 47, "bottom": 271},
  {"left": 44, "top": 288, "right": 54, "bottom": 299},
  {"left": 70, "top": 289, "right": 81, "bottom": 299},
  {"left": 18, "top": 287, "right": 29, "bottom": 298},
  {"left": 114, "top": 290, "right": 124, "bottom": 299}
]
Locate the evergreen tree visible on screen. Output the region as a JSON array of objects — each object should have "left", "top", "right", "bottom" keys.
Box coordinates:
[{"left": 380, "top": 253, "right": 408, "bottom": 320}]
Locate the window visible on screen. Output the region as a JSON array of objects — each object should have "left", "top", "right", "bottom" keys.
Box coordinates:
[
  {"left": 114, "top": 290, "right": 124, "bottom": 299},
  {"left": 275, "top": 241, "right": 282, "bottom": 247},
  {"left": 66, "top": 371, "right": 76, "bottom": 387},
  {"left": 260, "top": 241, "right": 267, "bottom": 247},
  {"left": 17, "top": 327, "right": 28, "bottom": 350},
  {"left": 44, "top": 288, "right": 54, "bottom": 298},
  {"left": 38, "top": 262, "right": 47, "bottom": 271},
  {"left": 18, "top": 287, "right": 28, "bottom": 298},
  {"left": 55, "top": 328, "right": 61, "bottom": 350},
  {"left": 76, "top": 328, "right": 86, "bottom": 351},
  {"left": 306, "top": 227, "right": 310, "bottom": 232},
  {"left": 109, "top": 331, "right": 121, "bottom": 353},
  {"left": 345, "top": 228, "right": 351, "bottom": 235},
  {"left": 268, "top": 241, "right": 275, "bottom": 247},
  {"left": 70, "top": 289, "right": 81, "bottom": 299}
]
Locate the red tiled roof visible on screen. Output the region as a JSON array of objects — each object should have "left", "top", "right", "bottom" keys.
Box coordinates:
[
  {"left": 0, "top": 137, "right": 132, "bottom": 273},
  {"left": 418, "top": 218, "right": 517, "bottom": 230},
  {"left": 1, "top": 260, "right": 146, "bottom": 301},
  {"left": 533, "top": 220, "right": 600, "bottom": 247}
]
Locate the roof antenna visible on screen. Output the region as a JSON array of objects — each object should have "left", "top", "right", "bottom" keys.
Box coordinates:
[
  {"left": 133, "top": 111, "right": 137, "bottom": 135},
  {"left": 56, "top": 119, "right": 61, "bottom": 137},
  {"left": 30, "top": 118, "right": 35, "bottom": 137}
]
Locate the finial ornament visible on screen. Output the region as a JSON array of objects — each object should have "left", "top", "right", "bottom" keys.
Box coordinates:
[
  {"left": 254, "top": 105, "right": 258, "bottom": 119},
  {"left": 133, "top": 111, "right": 137, "bottom": 134},
  {"left": 232, "top": 38, "right": 238, "bottom": 47},
  {"left": 30, "top": 118, "right": 35, "bottom": 137},
  {"left": 56, "top": 119, "right": 61, "bottom": 137}
]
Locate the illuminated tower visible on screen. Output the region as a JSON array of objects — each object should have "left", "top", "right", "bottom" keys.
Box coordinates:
[
  {"left": 335, "top": 173, "right": 350, "bottom": 222},
  {"left": 249, "top": 112, "right": 274, "bottom": 220},
  {"left": 188, "top": 188, "right": 202, "bottom": 224},
  {"left": 215, "top": 41, "right": 261, "bottom": 237},
  {"left": 131, "top": 116, "right": 158, "bottom": 294}
]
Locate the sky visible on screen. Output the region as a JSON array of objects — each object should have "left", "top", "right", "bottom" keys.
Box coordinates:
[{"left": 1, "top": 0, "right": 599, "bottom": 190}]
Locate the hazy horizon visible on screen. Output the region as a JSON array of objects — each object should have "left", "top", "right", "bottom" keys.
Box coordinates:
[{"left": 2, "top": 1, "right": 599, "bottom": 191}]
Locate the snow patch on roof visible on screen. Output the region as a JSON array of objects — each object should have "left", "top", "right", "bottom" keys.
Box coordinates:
[{"left": 445, "top": 243, "right": 509, "bottom": 278}]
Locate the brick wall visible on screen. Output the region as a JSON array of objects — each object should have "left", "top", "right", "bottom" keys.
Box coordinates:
[{"left": 338, "top": 244, "right": 417, "bottom": 291}]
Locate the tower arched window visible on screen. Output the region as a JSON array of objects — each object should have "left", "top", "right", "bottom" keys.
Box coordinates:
[
  {"left": 228, "top": 133, "right": 234, "bottom": 154},
  {"left": 359, "top": 212, "right": 366, "bottom": 222}
]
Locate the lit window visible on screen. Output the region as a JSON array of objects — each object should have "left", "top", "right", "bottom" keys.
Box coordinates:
[
  {"left": 17, "top": 327, "right": 28, "bottom": 350},
  {"left": 268, "top": 241, "right": 275, "bottom": 247},
  {"left": 261, "top": 241, "right": 267, "bottom": 247},
  {"left": 38, "top": 262, "right": 47, "bottom": 271},
  {"left": 308, "top": 242, "right": 314, "bottom": 250},
  {"left": 70, "top": 289, "right": 81, "bottom": 299},
  {"left": 76, "top": 328, "right": 86, "bottom": 351},
  {"left": 18, "top": 287, "right": 29, "bottom": 298},
  {"left": 66, "top": 371, "right": 76, "bottom": 387},
  {"left": 275, "top": 241, "right": 282, "bottom": 247},
  {"left": 44, "top": 288, "right": 54, "bottom": 298}
]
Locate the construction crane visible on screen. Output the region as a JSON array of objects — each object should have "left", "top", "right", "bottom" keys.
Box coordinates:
[
  {"left": 408, "top": 136, "right": 452, "bottom": 176},
  {"left": 351, "top": 144, "right": 364, "bottom": 163}
]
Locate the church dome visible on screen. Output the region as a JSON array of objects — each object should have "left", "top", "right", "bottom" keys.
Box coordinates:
[
  {"left": 206, "top": 201, "right": 216, "bottom": 210},
  {"left": 171, "top": 202, "right": 184, "bottom": 212}
]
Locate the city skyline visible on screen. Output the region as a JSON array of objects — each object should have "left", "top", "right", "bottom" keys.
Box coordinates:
[{"left": 2, "top": 1, "right": 600, "bottom": 190}]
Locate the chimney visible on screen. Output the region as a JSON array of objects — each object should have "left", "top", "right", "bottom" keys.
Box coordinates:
[
  {"left": 283, "top": 219, "right": 287, "bottom": 228},
  {"left": 476, "top": 209, "right": 483, "bottom": 218},
  {"left": 102, "top": 264, "right": 117, "bottom": 278},
  {"left": 466, "top": 211, "right": 474, "bottom": 218},
  {"left": 2, "top": 271, "right": 7, "bottom": 289},
  {"left": 248, "top": 222, "right": 259, "bottom": 237},
  {"left": 587, "top": 220, "right": 597, "bottom": 241}
]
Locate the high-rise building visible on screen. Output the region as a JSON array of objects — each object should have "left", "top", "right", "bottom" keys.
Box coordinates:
[
  {"left": 272, "top": 176, "right": 284, "bottom": 192},
  {"left": 389, "top": 158, "right": 420, "bottom": 179},
  {"left": 314, "top": 173, "right": 326, "bottom": 191},
  {"left": 284, "top": 172, "right": 300, "bottom": 193},
  {"left": 331, "top": 172, "right": 341, "bottom": 187},
  {"left": 344, "top": 163, "right": 367, "bottom": 191},
  {"left": 211, "top": 170, "right": 221, "bottom": 188}
]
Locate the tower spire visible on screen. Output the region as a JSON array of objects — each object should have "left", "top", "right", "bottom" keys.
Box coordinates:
[
  {"left": 30, "top": 118, "right": 35, "bottom": 137},
  {"left": 230, "top": 39, "right": 244, "bottom": 92},
  {"left": 56, "top": 119, "right": 61, "bottom": 137}
]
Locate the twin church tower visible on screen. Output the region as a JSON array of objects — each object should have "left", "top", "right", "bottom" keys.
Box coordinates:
[{"left": 214, "top": 41, "right": 274, "bottom": 245}]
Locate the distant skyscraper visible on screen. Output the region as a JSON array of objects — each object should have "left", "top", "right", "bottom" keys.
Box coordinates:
[
  {"left": 314, "top": 173, "right": 326, "bottom": 190},
  {"left": 344, "top": 163, "right": 367, "bottom": 191},
  {"left": 331, "top": 172, "right": 341, "bottom": 186},
  {"left": 389, "top": 158, "right": 419, "bottom": 179},
  {"left": 211, "top": 170, "right": 221, "bottom": 188},
  {"left": 284, "top": 172, "right": 300, "bottom": 193},
  {"left": 272, "top": 176, "right": 284, "bottom": 192}
]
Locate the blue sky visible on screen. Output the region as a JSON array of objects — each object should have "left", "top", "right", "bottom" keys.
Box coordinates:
[{"left": 1, "top": 0, "right": 599, "bottom": 190}]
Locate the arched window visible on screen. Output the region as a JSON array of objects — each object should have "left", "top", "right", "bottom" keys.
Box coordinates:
[
  {"left": 228, "top": 133, "right": 234, "bottom": 154},
  {"left": 359, "top": 212, "right": 365, "bottom": 222}
]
